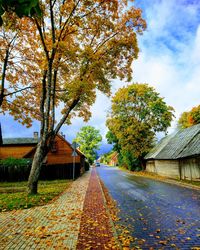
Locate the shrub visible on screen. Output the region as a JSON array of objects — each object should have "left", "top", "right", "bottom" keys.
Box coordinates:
[
  {"left": 0, "top": 158, "right": 32, "bottom": 182},
  {"left": 118, "top": 151, "right": 140, "bottom": 171},
  {"left": 0, "top": 157, "right": 32, "bottom": 167},
  {"left": 85, "top": 161, "right": 90, "bottom": 171}
]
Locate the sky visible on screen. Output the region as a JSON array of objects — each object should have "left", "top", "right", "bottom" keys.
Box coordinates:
[{"left": 1, "top": 0, "right": 200, "bottom": 154}]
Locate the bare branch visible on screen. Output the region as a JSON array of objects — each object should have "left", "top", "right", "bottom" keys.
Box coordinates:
[
  {"left": 3, "top": 86, "right": 34, "bottom": 97},
  {"left": 0, "top": 49, "right": 9, "bottom": 107},
  {"left": 54, "top": 97, "right": 80, "bottom": 135},
  {"left": 40, "top": 70, "right": 47, "bottom": 135},
  {"left": 34, "top": 18, "right": 49, "bottom": 61},
  {"left": 50, "top": 0, "right": 56, "bottom": 44}
]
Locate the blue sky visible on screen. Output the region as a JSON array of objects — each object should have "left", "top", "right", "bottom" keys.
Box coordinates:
[{"left": 1, "top": 0, "right": 200, "bottom": 154}]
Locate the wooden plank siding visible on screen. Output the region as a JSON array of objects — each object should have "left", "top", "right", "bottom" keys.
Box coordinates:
[
  {"left": 0, "top": 134, "right": 87, "bottom": 181},
  {"left": 0, "top": 134, "right": 85, "bottom": 167},
  {"left": 46, "top": 135, "right": 81, "bottom": 165},
  {"left": 0, "top": 145, "right": 34, "bottom": 159}
]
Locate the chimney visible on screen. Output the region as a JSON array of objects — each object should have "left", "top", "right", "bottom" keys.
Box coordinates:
[
  {"left": 0, "top": 122, "right": 2, "bottom": 145},
  {"left": 33, "top": 131, "right": 38, "bottom": 140}
]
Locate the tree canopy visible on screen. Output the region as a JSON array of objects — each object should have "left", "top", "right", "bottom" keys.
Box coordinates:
[
  {"left": 106, "top": 83, "right": 174, "bottom": 170},
  {"left": 74, "top": 126, "right": 102, "bottom": 164},
  {"left": 0, "top": 0, "right": 41, "bottom": 25},
  {"left": 0, "top": 0, "right": 146, "bottom": 194},
  {"left": 178, "top": 105, "right": 200, "bottom": 128}
]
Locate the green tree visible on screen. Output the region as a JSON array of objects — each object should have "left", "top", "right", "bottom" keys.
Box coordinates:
[
  {"left": 106, "top": 130, "right": 121, "bottom": 153},
  {"left": 74, "top": 126, "right": 102, "bottom": 164},
  {"left": 178, "top": 105, "right": 200, "bottom": 128},
  {"left": 106, "top": 83, "right": 174, "bottom": 169}
]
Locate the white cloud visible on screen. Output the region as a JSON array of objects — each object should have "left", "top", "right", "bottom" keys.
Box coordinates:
[{"left": 132, "top": 0, "right": 200, "bottom": 127}]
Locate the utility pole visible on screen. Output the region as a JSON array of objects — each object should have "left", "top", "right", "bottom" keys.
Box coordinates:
[{"left": 71, "top": 142, "right": 78, "bottom": 180}]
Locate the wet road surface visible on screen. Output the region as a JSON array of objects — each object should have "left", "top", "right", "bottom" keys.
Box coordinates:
[{"left": 97, "top": 165, "right": 200, "bottom": 249}]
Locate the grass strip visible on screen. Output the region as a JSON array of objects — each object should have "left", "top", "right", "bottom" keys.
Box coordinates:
[{"left": 0, "top": 179, "right": 72, "bottom": 212}]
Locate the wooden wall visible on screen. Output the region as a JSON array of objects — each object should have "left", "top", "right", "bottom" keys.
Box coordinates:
[
  {"left": 0, "top": 145, "right": 34, "bottom": 159},
  {"left": 180, "top": 158, "right": 200, "bottom": 181},
  {"left": 146, "top": 159, "right": 180, "bottom": 179},
  {"left": 47, "top": 136, "right": 81, "bottom": 165},
  {"left": 146, "top": 158, "right": 200, "bottom": 181},
  {"left": 0, "top": 136, "right": 84, "bottom": 167}
]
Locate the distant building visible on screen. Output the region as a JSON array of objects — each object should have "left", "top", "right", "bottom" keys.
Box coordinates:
[
  {"left": 109, "top": 152, "right": 119, "bottom": 166},
  {"left": 145, "top": 124, "right": 200, "bottom": 181}
]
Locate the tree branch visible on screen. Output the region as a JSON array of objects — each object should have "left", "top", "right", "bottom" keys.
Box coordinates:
[
  {"left": 40, "top": 70, "right": 47, "bottom": 135},
  {"left": 54, "top": 97, "right": 80, "bottom": 135},
  {"left": 50, "top": 0, "right": 56, "bottom": 44},
  {"left": 0, "top": 48, "right": 10, "bottom": 107},
  {"left": 58, "top": 0, "right": 81, "bottom": 42},
  {"left": 35, "top": 18, "right": 49, "bottom": 61},
  {"left": 3, "top": 86, "right": 34, "bottom": 97}
]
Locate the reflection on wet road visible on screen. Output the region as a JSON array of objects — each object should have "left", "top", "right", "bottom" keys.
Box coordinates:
[{"left": 97, "top": 165, "right": 200, "bottom": 249}]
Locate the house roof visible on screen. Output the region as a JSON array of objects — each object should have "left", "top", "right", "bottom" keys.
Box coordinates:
[
  {"left": 1, "top": 133, "right": 86, "bottom": 158},
  {"left": 145, "top": 124, "right": 200, "bottom": 160},
  {"left": 2, "top": 138, "right": 38, "bottom": 145}
]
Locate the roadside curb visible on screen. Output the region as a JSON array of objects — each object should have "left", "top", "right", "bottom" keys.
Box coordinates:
[
  {"left": 121, "top": 168, "right": 200, "bottom": 191},
  {"left": 95, "top": 167, "right": 122, "bottom": 250}
]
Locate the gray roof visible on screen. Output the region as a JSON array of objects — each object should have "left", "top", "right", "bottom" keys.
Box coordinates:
[
  {"left": 3, "top": 138, "right": 38, "bottom": 145},
  {"left": 145, "top": 124, "right": 200, "bottom": 160}
]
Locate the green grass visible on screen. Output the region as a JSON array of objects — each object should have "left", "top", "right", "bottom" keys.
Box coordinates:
[
  {"left": 179, "top": 179, "right": 200, "bottom": 187},
  {"left": 0, "top": 180, "right": 72, "bottom": 212}
]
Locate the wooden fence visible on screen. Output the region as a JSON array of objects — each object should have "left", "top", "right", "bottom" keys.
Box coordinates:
[{"left": 0, "top": 163, "right": 81, "bottom": 182}]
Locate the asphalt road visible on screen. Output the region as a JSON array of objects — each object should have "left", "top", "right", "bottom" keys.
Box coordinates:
[{"left": 97, "top": 165, "right": 200, "bottom": 249}]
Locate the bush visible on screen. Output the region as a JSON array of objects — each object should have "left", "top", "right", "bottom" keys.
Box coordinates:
[
  {"left": 118, "top": 151, "right": 141, "bottom": 171},
  {"left": 85, "top": 161, "right": 90, "bottom": 171},
  {"left": 0, "top": 157, "right": 32, "bottom": 182},
  {"left": 0, "top": 157, "right": 32, "bottom": 167}
]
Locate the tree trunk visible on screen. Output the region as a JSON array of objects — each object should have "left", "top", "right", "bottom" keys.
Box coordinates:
[
  {"left": 27, "top": 140, "right": 46, "bottom": 194},
  {"left": 139, "top": 157, "right": 145, "bottom": 171}
]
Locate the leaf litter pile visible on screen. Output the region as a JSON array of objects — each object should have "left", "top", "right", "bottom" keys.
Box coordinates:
[{"left": 77, "top": 168, "right": 120, "bottom": 249}]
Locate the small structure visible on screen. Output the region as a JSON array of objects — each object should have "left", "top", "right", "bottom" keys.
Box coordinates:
[
  {"left": 145, "top": 124, "right": 200, "bottom": 181},
  {"left": 109, "top": 152, "right": 119, "bottom": 166},
  {"left": 0, "top": 131, "right": 86, "bottom": 181}
]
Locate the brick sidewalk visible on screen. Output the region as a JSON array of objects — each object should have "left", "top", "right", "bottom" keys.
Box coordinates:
[
  {"left": 76, "top": 168, "right": 120, "bottom": 250},
  {"left": 0, "top": 171, "right": 90, "bottom": 250}
]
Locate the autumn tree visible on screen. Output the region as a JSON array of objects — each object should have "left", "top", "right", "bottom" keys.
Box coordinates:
[
  {"left": 0, "top": 0, "right": 41, "bottom": 109},
  {"left": 106, "top": 83, "right": 174, "bottom": 170},
  {"left": 0, "top": 0, "right": 146, "bottom": 194},
  {"left": 0, "top": 0, "right": 41, "bottom": 25},
  {"left": 0, "top": 15, "right": 21, "bottom": 108},
  {"left": 178, "top": 105, "right": 200, "bottom": 128},
  {"left": 0, "top": 2, "right": 42, "bottom": 111},
  {"left": 74, "top": 126, "right": 102, "bottom": 164}
]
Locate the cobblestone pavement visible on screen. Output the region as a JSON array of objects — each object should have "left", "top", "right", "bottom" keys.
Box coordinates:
[
  {"left": 97, "top": 165, "right": 200, "bottom": 250},
  {"left": 0, "top": 171, "right": 90, "bottom": 250},
  {"left": 76, "top": 167, "right": 119, "bottom": 250}
]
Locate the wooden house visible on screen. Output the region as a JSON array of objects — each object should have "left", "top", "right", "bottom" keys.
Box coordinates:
[
  {"left": 0, "top": 130, "right": 87, "bottom": 180},
  {"left": 145, "top": 124, "right": 200, "bottom": 181},
  {"left": 109, "top": 152, "right": 119, "bottom": 166}
]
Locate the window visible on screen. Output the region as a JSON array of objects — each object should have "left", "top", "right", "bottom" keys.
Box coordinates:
[{"left": 50, "top": 141, "right": 58, "bottom": 152}]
